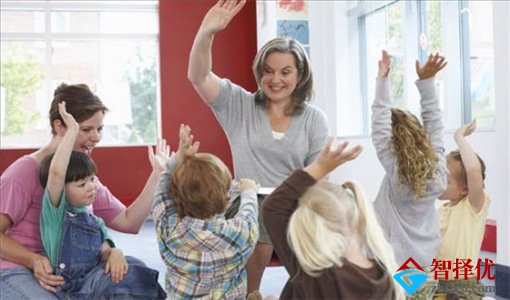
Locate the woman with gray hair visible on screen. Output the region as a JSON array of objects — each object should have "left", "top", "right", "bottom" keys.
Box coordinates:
[{"left": 188, "top": 0, "right": 329, "bottom": 296}]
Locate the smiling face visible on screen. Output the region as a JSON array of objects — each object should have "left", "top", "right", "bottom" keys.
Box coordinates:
[
  {"left": 65, "top": 174, "right": 98, "bottom": 207},
  {"left": 49, "top": 83, "right": 108, "bottom": 156},
  {"left": 72, "top": 111, "right": 104, "bottom": 156},
  {"left": 260, "top": 52, "right": 300, "bottom": 105}
]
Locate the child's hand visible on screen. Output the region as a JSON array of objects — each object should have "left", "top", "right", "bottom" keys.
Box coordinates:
[
  {"left": 304, "top": 137, "right": 363, "bottom": 180},
  {"left": 415, "top": 53, "right": 447, "bottom": 80},
  {"left": 200, "top": 0, "right": 246, "bottom": 35},
  {"left": 148, "top": 138, "right": 170, "bottom": 173},
  {"left": 454, "top": 119, "right": 477, "bottom": 140},
  {"left": 104, "top": 248, "right": 128, "bottom": 283},
  {"left": 238, "top": 178, "right": 259, "bottom": 193},
  {"left": 378, "top": 50, "right": 391, "bottom": 78},
  {"left": 58, "top": 101, "right": 79, "bottom": 133},
  {"left": 176, "top": 124, "right": 200, "bottom": 162}
]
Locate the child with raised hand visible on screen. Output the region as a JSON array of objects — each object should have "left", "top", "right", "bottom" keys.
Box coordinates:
[
  {"left": 152, "top": 124, "right": 260, "bottom": 299},
  {"left": 263, "top": 138, "right": 404, "bottom": 300},
  {"left": 39, "top": 102, "right": 166, "bottom": 299},
  {"left": 372, "top": 50, "right": 448, "bottom": 267},
  {"left": 435, "top": 120, "right": 489, "bottom": 299}
]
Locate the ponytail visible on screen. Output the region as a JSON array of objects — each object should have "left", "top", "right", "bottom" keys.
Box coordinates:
[
  {"left": 343, "top": 181, "right": 405, "bottom": 300},
  {"left": 287, "top": 183, "right": 348, "bottom": 277}
]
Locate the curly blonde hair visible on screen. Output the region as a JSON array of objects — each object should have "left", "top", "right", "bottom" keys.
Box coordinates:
[{"left": 390, "top": 108, "right": 438, "bottom": 198}]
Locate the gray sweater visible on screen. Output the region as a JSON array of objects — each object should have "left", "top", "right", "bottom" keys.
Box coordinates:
[
  {"left": 371, "top": 77, "right": 448, "bottom": 267},
  {"left": 211, "top": 79, "right": 329, "bottom": 188}
]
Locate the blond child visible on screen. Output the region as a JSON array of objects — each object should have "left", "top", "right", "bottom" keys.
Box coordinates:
[
  {"left": 152, "top": 124, "right": 259, "bottom": 299},
  {"left": 435, "top": 120, "right": 489, "bottom": 300},
  {"left": 372, "top": 50, "right": 449, "bottom": 267},
  {"left": 263, "top": 138, "right": 404, "bottom": 299}
]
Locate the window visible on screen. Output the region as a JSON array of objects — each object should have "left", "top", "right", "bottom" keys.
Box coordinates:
[
  {"left": 340, "top": 0, "right": 495, "bottom": 136},
  {"left": 0, "top": 0, "right": 160, "bottom": 148}
]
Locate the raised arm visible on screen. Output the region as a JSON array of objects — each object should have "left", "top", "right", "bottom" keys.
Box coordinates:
[
  {"left": 188, "top": 0, "right": 245, "bottom": 104},
  {"left": 415, "top": 53, "right": 447, "bottom": 150},
  {"left": 47, "top": 102, "right": 79, "bottom": 206},
  {"left": 371, "top": 50, "right": 395, "bottom": 171},
  {"left": 152, "top": 124, "right": 200, "bottom": 220},
  {"left": 107, "top": 138, "right": 169, "bottom": 233},
  {"left": 263, "top": 137, "right": 362, "bottom": 274},
  {"left": 454, "top": 120, "right": 485, "bottom": 213}
]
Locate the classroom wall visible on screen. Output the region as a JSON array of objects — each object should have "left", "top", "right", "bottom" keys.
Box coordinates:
[{"left": 0, "top": 0, "right": 257, "bottom": 205}]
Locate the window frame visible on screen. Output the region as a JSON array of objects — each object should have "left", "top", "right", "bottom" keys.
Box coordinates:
[
  {"left": 344, "top": 0, "right": 494, "bottom": 137},
  {"left": 0, "top": 0, "right": 161, "bottom": 149}
]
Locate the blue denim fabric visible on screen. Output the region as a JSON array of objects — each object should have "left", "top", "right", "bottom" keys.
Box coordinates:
[
  {"left": 0, "top": 267, "right": 58, "bottom": 300},
  {"left": 54, "top": 209, "right": 166, "bottom": 299}
]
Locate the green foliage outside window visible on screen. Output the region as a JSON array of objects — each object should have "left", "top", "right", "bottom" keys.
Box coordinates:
[
  {"left": 0, "top": 42, "right": 43, "bottom": 135},
  {"left": 124, "top": 44, "right": 158, "bottom": 144}
]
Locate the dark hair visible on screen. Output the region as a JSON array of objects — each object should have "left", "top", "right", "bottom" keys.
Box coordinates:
[
  {"left": 169, "top": 153, "right": 232, "bottom": 219},
  {"left": 447, "top": 150, "right": 486, "bottom": 185},
  {"left": 49, "top": 83, "right": 108, "bottom": 135},
  {"left": 39, "top": 151, "right": 97, "bottom": 187},
  {"left": 252, "top": 37, "right": 313, "bottom": 115}
]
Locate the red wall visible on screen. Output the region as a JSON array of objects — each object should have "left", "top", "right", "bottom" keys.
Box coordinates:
[
  {"left": 0, "top": 1, "right": 257, "bottom": 205},
  {"left": 159, "top": 0, "right": 257, "bottom": 170}
]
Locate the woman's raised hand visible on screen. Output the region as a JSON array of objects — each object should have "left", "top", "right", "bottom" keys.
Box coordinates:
[{"left": 200, "top": 0, "right": 246, "bottom": 35}]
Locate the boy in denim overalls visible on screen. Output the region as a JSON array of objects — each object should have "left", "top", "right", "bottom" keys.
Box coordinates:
[{"left": 39, "top": 101, "right": 166, "bottom": 299}]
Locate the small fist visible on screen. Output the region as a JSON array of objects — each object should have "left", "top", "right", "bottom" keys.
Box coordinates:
[{"left": 238, "top": 178, "right": 259, "bottom": 193}]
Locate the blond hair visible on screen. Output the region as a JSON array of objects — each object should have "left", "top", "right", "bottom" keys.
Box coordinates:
[
  {"left": 447, "top": 150, "right": 486, "bottom": 186},
  {"left": 169, "top": 153, "right": 232, "bottom": 219},
  {"left": 390, "top": 108, "right": 438, "bottom": 198},
  {"left": 287, "top": 181, "right": 404, "bottom": 299}
]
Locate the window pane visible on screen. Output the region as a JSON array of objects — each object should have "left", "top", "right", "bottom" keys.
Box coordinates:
[
  {"left": 51, "top": 11, "right": 99, "bottom": 33},
  {"left": 365, "top": 2, "right": 405, "bottom": 106},
  {"left": 1, "top": 1, "right": 160, "bottom": 149},
  {"left": 468, "top": 1, "right": 494, "bottom": 127},
  {"left": 50, "top": 11, "right": 158, "bottom": 34},
  {"left": 100, "top": 11, "right": 158, "bottom": 34},
  {"left": 0, "top": 41, "right": 47, "bottom": 147},
  {"left": 424, "top": 0, "right": 443, "bottom": 53},
  {"left": 1, "top": 10, "right": 45, "bottom": 33},
  {"left": 50, "top": 40, "right": 159, "bottom": 145}
]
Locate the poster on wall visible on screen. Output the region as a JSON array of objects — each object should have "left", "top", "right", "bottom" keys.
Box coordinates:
[
  {"left": 276, "top": 0, "right": 307, "bottom": 19},
  {"left": 276, "top": 0, "right": 310, "bottom": 58},
  {"left": 277, "top": 20, "right": 309, "bottom": 45}
]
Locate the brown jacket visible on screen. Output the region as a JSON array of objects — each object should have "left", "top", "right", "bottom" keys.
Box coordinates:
[{"left": 262, "top": 170, "right": 395, "bottom": 300}]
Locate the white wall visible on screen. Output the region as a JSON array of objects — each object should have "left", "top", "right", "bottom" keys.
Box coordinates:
[
  {"left": 493, "top": 0, "right": 510, "bottom": 266},
  {"left": 257, "top": 0, "right": 509, "bottom": 266}
]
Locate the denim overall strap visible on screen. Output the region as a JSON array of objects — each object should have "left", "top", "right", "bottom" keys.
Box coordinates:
[{"left": 55, "top": 209, "right": 103, "bottom": 295}]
